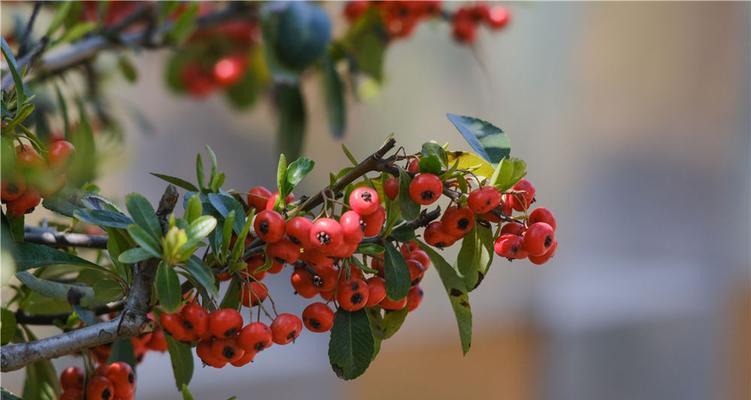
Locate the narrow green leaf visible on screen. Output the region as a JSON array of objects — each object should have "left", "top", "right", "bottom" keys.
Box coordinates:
[
  {"left": 74, "top": 209, "right": 133, "bottom": 229},
  {"left": 383, "top": 242, "right": 410, "bottom": 300},
  {"left": 56, "top": 21, "right": 96, "bottom": 44},
  {"left": 16, "top": 271, "right": 95, "bottom": 306},
  {"left": 1, "top": 308, "right": 17, "bottom": 345},
  {"left": 181, "top": 385, "right": 195, "bottom": 400},
  {"left": 398, "top": 170, "right": 420, "bottom": 221},
  {"left": 156, "top": 263, "right": 181, "bottom": 313},
  {"left": 107, "top": 338, "right": 136, "bottom": 369},
  {"left": 45, "top": 1, "right": 73, "bottom": 36},
  {"left": 196, "top": 154, "right": 205, "bottom": 190},
  {"left": 183, "top": 256, "right": 217, "bottom": 296},
  {"left": 276, "top": 83, "right": 306, "bottom": 161},
  {"left": 118, "top": 247, "right": 153, "bottom": 264},
  {"left": 328, "top": 309, "right": 375, "bottom": 380},
  {"left": 186, "top": 215, "right": 217, "bottom": 243},
  {"left": 13, "top": 242, "right": 99, "bottom": 271},
  {"left": 1, "top": 37, "right": 27, "bottom": 110},
  {"left": 229, "top": 209, "right": 254, "bottom": 265},
  {"left": 207, "top": 193, "right": 245, "bottom": 234},
  {"left": 285, "top": 157, "right": 315, "bottom": 194},
  {"left": 390, "top": 223, "right": 416, "bottom": 242},
  {"left": 322, "top": 55, "right": 346, "bottom": 138},
  {"left": 341, "top": 144, "right": 358, "bottom": 166},
  {"left": 151, "top": 173, "right": 199, "bottom": 192},
  {"left": 127, "top": 224, "right": 162, "bottom": 258},
  {"left": 117, "top": 55, "right": 138, "bottom": 82},
  {"left": 276, "top": 153, "right": 288, "bottom": 197},
  {"left": 356, "top": 243, "right": 384, "bottom": 256},
  {"left": 456, "top": 225, "right": 492, "bottom": 291},
  {"left": 185, "top": 194, "right": 203, "bottom": 223},
  {"left": 166, "top": 2, "right": 199, "bottom": 45},
  {"left": 166, "top": 335, "right": 194, "bottom": 389},
  {"left": 219, "top": 278, "right": 241, "bottom": 309},
  {"left": 125, "top": 193, "right": 162, "bottom": 241}
]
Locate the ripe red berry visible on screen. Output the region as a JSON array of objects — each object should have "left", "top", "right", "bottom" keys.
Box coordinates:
[
  {"left": 271, "top": 313, "right": 302, "bottom": 345},
  {"left": 485, "top": 6, "right": 510, "bottom": 30},
  {"left": 15, "top": 144, "right": 44, "bottom": 169},
  {"left": 340, "top": 210, "right": 364, "bottom": 244},
  {"left": 452, "top": 15, "right": 477, "bottom": 44},
  {"left": 522, "top": 222, "right": 555, "bottom": 256},
  {"left": 254, "top": 210, "right": 286, "bottom": 243},
  {"left": 238, "top": 322, "right": 273, "bottom": 352},
  {"left": 309, "top": 218, "right": 344, "bottom": 251},
  {"left": 265, "top": 192, "right": 295, "bottom": 211},
  {"left": 467, "top": 187, "right": 502, "bottom": 214},
  {"left": 408, "top": 173, "right": 443, "bottom": 205},
  {"left": 302, "top": 302, "right": 335, "bottom": 333},
  {"left": 424, "top": 221, "right": 456, "bottom": 248},
  {"left": 247, "top": 186, "right": 272, "bottom": 212},
  {"left": 146, "top": 329, "right": 168, "bottom": 352},
  {"left": 311, "top": 263, "right": 338, "bottom": 292},
  {"left": 213, "top": 55, "right": 247, "bottom": 86},
  {"left": 380, "top": 295, "right": 408, "bottom": 311},
  {"left": 211, "top": 337, "right": 245, "bottom": 363},
  {"left": 290, "top": 267, "right": 318, "bottom": 298},
  {"left": 105, "top": 362, "right": 135, "bottom": 399},
  {"left": 159, "top": 313, "right": 193, "bottom": 342},
  {"left": 1, "top": 178, "right": 26, "bottom": 203},
  {"left": 86, "top": 376, "right": 114, "bottom": 400},
  {"left": 240, "top": 281, "right": 268, "bottom": 307},
  {"left": 407, "top": 158, "right": 420, "bottom": 173},
  {"left": 60, "top": 366, "right": 84, "bottom": 390},
  {"left": 407, "top": 259, "right": 425, "bottom": 285},
  {"left": 406, "top": 286, "right": 424, "bottom": 312},
  {"left": 528, "top": 240, "right": 557, "bottom": 265},
  {"left": 181, "top": 63, "right": 215, "bottom": 97},
  {"left": 441, "top": 206, "right": 475, "bottom": 238},
  {"left": 208, "top": 308, "right": 244, "bottom": 338},
  {"left": 528, "top": 207, "right": 557, "bottom": 230},
  {"left": 286, "top": 216, "right": 313, "bottom": 248},
  {"left": 5, "top": 189, "right": 41, "bottom": 217},
  {"left": 344, "top": 0, "right": 369, "bottom": 22},
  {"left": 244, "top": 255, "right": 267, "bottom": 281},
  {"left": 365, "top": 277, "right": 387, "bottom": 306},
  {"left": 47, "top": 140, "right": 76, "bottom": 169},
  {"left": 266, "top": 238, "right": 300, "bottom": 264},
  {"left": 384, "top": 177, "right": 399, "bottom": 200},
  {"left": 337, "top": 278, "right": 369, "bottom": 311},
  {"left": 180, "top": 303, "right": 209, "bottom": 340},
  {"left": 196, "top": 340, "right": 226, "bottom": 368},
  {"left": 361, "top": 206, "right": 386, "bottom": 237},
  {"left": 407, "top": 249, "right": 431, "bottom": 271},
  {"left": 349, "top": 186, "right": 380, "bottom": 216},
  {"left": 299, "top": 248, "right": 334, "bottom": 268},
  {"left": 508, "top": 179, "right": 536, "bottom": 211},
  {"left": 500, "top": 221, "right": 526, "bottom": 236},
  {"left": 60, "top": 388, "right": 83, "bottom": 400},
  {"left": 494, "top": 234, "right": 528, "bottom": 259},
  {"left": 230, "top": 349, "right": 257, "bottom": 367}
]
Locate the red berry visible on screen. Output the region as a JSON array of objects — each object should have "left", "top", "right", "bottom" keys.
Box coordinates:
[
  {"left": 344, "top": 0, "right": 369, "bottom": 22},
  {"left": 424, "top": 221, "right": 456, "bottom": 248},
  {"left": 440, "top": 206, "right": 475, "bottom": 238},
  {"left": 508, "top": 179, "right": 536, "bottom": 211},
  {"left": 244, "top": 255, "right": 267, "bottom": 280},
  {"left": 159, "top": 313, "right": 193, "bottom": 342},
  {"left": 47, "top": 140, "right": 75, "bottom": 169},
  {"left": 337, "top": 278, "right": 369, "bottom": 311},
  {"left": 452, "top": 15, "right": 477, "bottom": 44},
  {"left": 500, "top": 222, "right": 526, "bottom": 236},
  {"left": 254, "top": 210, "right": 286, "bottom": 243},
  {"left": 528, "top": 207, "right": 557, "bottom": 230},
  {"left": 60, "top": 366, "right": 84, "bottom": 390},
  {"left": 407, "top": 249, "right": 431, "bottom": 271},
  {"left": 266, "top": 238, "right": 300, "bottom": 264},
  {"left": 384, "top": 177, "right": 399, "bottom": 200},
  {"left": 213, "top": 55, "right": 246, "bottom": 86},
  {"left": 311, "top": 263, "right": 339, "bottom": 292},
  {"left": 86, "top": 376, "right": 114, "bottom": 400},
  {"left": 230, "top": 349, "right": 257, "bottom": 367},
  {"left": 1, "top": 178, "right": 26, "bottom": 203},
  {"left": 408, "top": 173, "right": 443, "bottom": 205},
  {"left": 361, "top": 206, "right": 386, "bottom": 237},
  {"left": 365, "top": 277, "right": 387, "bottom": 306},
  {"left": 60, "top": 388, "right": 83, "bottom": 400},
  {"left": 196, "top": 340, "right": 226, "bottom": 368},
  {"left": 522, "top": 222, "right": 555, "bottom": 256},
  {"left": 528, "top": 240, "right": 557, "bottom": 265},
  {"left": 5, "top": 189, "right": 41, "bottom": 217},
  {"left": 270, "top": 313, "right": 302, "bottom": 345},
  {"left": 302, "top": 302, "right": 335, "bottom": 333},
  {"left": 493, "top": 234, "right": 528, "bottom": 259},
  {"left": 240, "top": 281, "right": 268, "bottom": 307},
  {"left": 467, "top": 187, "right": 502, "bottom": 214},
  {"left": 407, "top": 259, "right": 425, "bottom": 285},
  {"left": 211, "top": 337, "right": 245, "bottom": 363},
  {"left": 290, "top": 267, "right": 318, "bottom": 298},
  {"left": 265, "top": 192, "right": 295, "bottom": 211},
  {"left": 486, "top": 6, "right": 510, "bottom": 30},
  {"left": 349, "top": 186, "right": 380, "bottom": 216},
  {"left": 146, "top": 329, "right": 168, "bottom": 352},
  {"left": 406, "top": 286, "right": 424, "bottom": 312},
  {"left": 238, "top": 322, "right": 273, "bottom": 352},
  {"left": 181, "top": 63, "right": 215, "bottom": 97},
  {"left": 407, "top": 158, "right": 420, "bottom": 173},
  {"left": 299, "top": 248, "right": 334, "bottom": 268},
  {"left": 105, "top": 362, "right": 135, "bottom": 399},
  {"left": 309, "top": 218, "right": 344, "bottom": 251},
  {"left": 180, "top": 303, "right": 209, "bottom": 340},
  {"left": 340, "top": 210, "right": 364, "bottom": 244},
  {"left": 247, "top": 186, "right": 272, "bottom": 212},
  {"left": 208, "top": 308, "right": 243, "bottom": 338},
  {"left": 286, "top": 216, "right": 313, "bottom": 248},
  {"left": 15, "top": 144, "right": 44, "bottom": 169},
  {"left": 380, "top": 295, "right": 408, "bottom": 311}
]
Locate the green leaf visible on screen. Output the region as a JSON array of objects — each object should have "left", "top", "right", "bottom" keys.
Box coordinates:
[
  {"left": 456, "top": 225, "right": 493, "bottom": 291},
  {"left": 398, "top": 170, "right": 420, "bottom": 221},
  {"left": 207, "top": 194, "right": 244, "bottom": 234},
  {"left": 16, "top": 271, "right": 95, "bottom": 306},
  {"left": 356, "top": 243, "right": 384, "bottom": 256},
  {"left": 166, "top": 334, "right": 194, "bottom": 389},
  {"left": 182, "top": 256, "right": 217, "bottom": 296},
  {"left": 166, "top": 2, "right": 198, "bottom": 45},
  {"left": 390, "top": 224, "right": 416, "bottom": 242},
  {"left": 383, "top": 242, "right": 410, "bottom": 300},
  {"left": 184, "top": 194, "right": 203, "bottom": 223},
  {"left": 56, "top": 21, "right": 96, "bottom": 44},
  {"left": 417, "top": 241, "right": 472, "bottom": 355},
  {"left": 181, "top": 385, "right": 195, "bottom": 400},
  {"left": 381, "top": 308, "right": 408, "bottom": 339},
  {"left": 219, "top": 278, "right": 241, "bottom": 309},
  {"left": 421, "top": 142, "right": 448, "bottom": 167},
  {"left": 107, "top": 338, "right": 136, "bottom": 369},
  {"left": 328, "top": 309, "right": 375, "bottom": 380},
  {"left": 447, "top": 113, "right": 511, "bottom": 164},
  {"left": 156, "top": 262, "right": 181, "bottom": 313},
  {"left": 339, "top": 9, "right": 387, "bottom": 82},
  {"left": 22, "top": 350, "right": 60, "bottom": 400},
  {"left": 285, "top": 157, "right": 315, "bottom": 194},
  {"left": 45, "top": 1, "right": 73, "bottom": 36},
  {"left": 196, "top": 153, "right": 205, "bottom": 190},
  {"left": 74, "top": 209, "right": 133, "bottom": 229},
  {"left": 151, "top": 173, "right": 199, "bottom": 192},
  {"left": 1, "top": 308, "right": 17, "bottom": 345},
  {"left": 322, "top": 55, "right": 346, "bottom": 138},
  {"left": 341, "top": 144, "right": 358, "bottom": 166},
  {"left": 185, "top": 215, "right": 217, "bottom": 243},
  {"left": 276, "top": 153, "right": 288, "bottom": 197},
  {"left": 77, "top": 269, "right": 125, "bottom": 306},
  {"left": 117, "top": 55, "right": 138, "bottom": 82},
  {"left": 118, "top": 247, "right": 153, "bottom": 264},
  {"left": 276, "top": 83, "right": 306, "bottom": 161},
  {"left": 490, "top": 157, "right": 527, "bottom": 191},
  {"left": 13, "top": 242, "right": 99, "bottom": 271},
  {"left": 418, "top": 154, "right": 442, "bottom": 175},
  {"left": 127, "top": 224, "right": 162, "bottom": 258},
  {"left": 125, "top": 193, "right": 162, "bottom": 241},
  {"left": 1, "top": 37, "right": 27, "bottom": 110},
  {"left": 229, "top": 209, "right": 254, "bottom": 265}
]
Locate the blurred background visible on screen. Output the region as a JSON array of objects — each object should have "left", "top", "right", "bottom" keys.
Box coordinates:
[{"left": 2, "top": 2, "right": 750, "bottom": 399}]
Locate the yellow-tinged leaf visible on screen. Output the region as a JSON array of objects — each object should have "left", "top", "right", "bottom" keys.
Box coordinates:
[{"left": 446, "top": 151, "right": 495, "bottom": 178}]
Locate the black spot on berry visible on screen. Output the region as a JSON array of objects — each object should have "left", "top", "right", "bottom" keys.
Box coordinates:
[
  {"left": 350, "top": 282, "right": 359, "bottom": 291},
  {"left": 102, "top": 388, "right": 112, "bottom": 400},
  {"left": 310, "top": 319, "right": 321, "bottom": 329},
  {"left": 259, "top": 221, "right": 269, "bottom": 234},
  {"left": 255, "top": 342, "right": 266, "bottom": 351},
  {"left": 544, "top": 235, "right": 553, "bottom": 248},
  {"left": 128, "top": 373, "right": 135, "bottom": 384},
  {"left": 316, "top": 232, "right": 331, "bottom": 245},
  {"left": 287, "top": 330, "right": 297, "bottom": 340},
  {"left": 351, "top": 293, "right": 363, "bottom": 304},
  {"left": 223, "top": 346, "right": 235, "bottom": 359},
  {"left": 361, "top": 191, "right": 372, "bottom": 202},
  {"left": 457, "top": 218, "right": 470, "bottom": 230},
  {"left": 289, "top": 236, "right": 301, "bottom": 245},
  {"left": 421, "top": 191, "right": 435, "bottom": 201},
  {"left": 182, "top": 320, "right": 193, "bottom": 330},
  {"left": 313, "top": 275, "right": 324, "bottom": 287},
  {"left": 224, "top": 328, "right": 237, "bottom": 337}
]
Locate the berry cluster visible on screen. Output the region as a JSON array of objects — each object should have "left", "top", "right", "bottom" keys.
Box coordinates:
[
  {"left": 59, "top": 362, "right": 135, "bottom": 400},
  {"left": 452, "top": 3, "right": 510, "bottom": 44},
  {"left": 1, "top": 139, "right": 75, "bottom": 216}
]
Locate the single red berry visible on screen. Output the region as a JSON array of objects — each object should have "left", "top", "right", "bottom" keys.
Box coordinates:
[
  {"left": 400, "top": 240, "right": 420, "bottom": 257},
  {"left": 299, "top": 248, "right": 334, "bottom": 268},
  {"left": 254, "top": 210, "right": 286, "bottom": 243},
  {"left": 337, "top": 278, "right": 369, "bottom": 311},
  {"left": 529, "top": 240, "right": 557, "bottom": 265},
  {"left": 500, "top": 221, "right": 526, "bottom": 236},
  {"left": 60, "top": 366, "right": 84, "bottom": 390},
  {"left": 208, "top": 308, "right": 244, "bottom": 338},
  {"left": 362, "top": 206, "right": 386, "bottom": 237},
  {"left": 181, "top": 63, "right": 215, "bottom": 97},
  {"left": 211, "top": 337, "right": 245, "bottom": 363},
  {"left": 47, "top": 140, "right": 76, "bottom": 169},
  {"left": 406, "top": 286, "right": 424, "bottom": 312},
  {"left": 452, "top": 15, "right": 477, "bottom": 44},
  {"left": 244, "top": 254, "right": 267, "bottom": 281},
  {"left": 271, "top": 313, "right": 302, "bottom": 345},
  {"left": 467, "top": 187, "right": 502, "bottom": 214},
  {"left": 290, "top": 267, "right": 318, "bottom": 298},
  {"left": 485, "top": 6, "right": 510, "bottom": 30},
  {"left": 15, "top": 144, "right": 44, "bottom": 169},
  {"left": 146, "top": 329, "right": 168, "bottom": 352},
  {"left": 302, "top": 302, "right": 335, "bottom": 333},
  {"left": 240, "top": 281, "right": 268, "bottom": 307},
  {"left": 196, "top": 339, "right": 227, "bottom": 368},
  {"left": 340, "top": 265, "right": 365, "bottom": 283},
  {"left": 494, "top": 234, "right": 528, "bottom": 259},
  {"left": 441, "top": 206, "right": 475, "bottom": 238},
  {"left": 424, "top": 221, "right": 457, "bottom": 248},
  {"left": 247, "top": 186, "right": 272, "bottom": 212},
  {"left": 408, "top": 173, "right": 443, "bottom": 205},
  {"left": 508, "top": 179, "right": 536, "bottom": 211},
  {"left": 528, "top": 207, "right": 557, "bottom": 230},
  {"left": 380, "top": 295, "right": 408, "bottom": 311},
  {"left": 309, "top": 218, "right": 344, "bottom": 251},
  {"left": 265, "top": 192, "right": 295, "bottom": 211},
  {"left": 213, "top": 55, "right": 247, "bottom": 87},
  {"left": 371, "top": 256, "right": 385, "bottom": 275},
  {"left": 286, "top": 216, "right": 313, "bottom": 248},
  {"left": 384, "top": 177, "right": 400, "bottom": 200},
  {"left": 268, "top": 260, "right": 285, "bottom": 274},
  {"left": 523, "top": 222, "right": 555, "bottom": 256},
  {"left": 5, "top": 189, "right": 41, "bottom": 217},
  {"left": 266, "top": 238, "right": 300, "bottom": 265},
  {"left": 230, "top": 349, "right": 257, "bottom": 367},
  {"left": 159, "top": 313, "right": 193, "bottom": 342},
  {"left": 319, "top": 289, "right": 335, "bottom": 301},
  {"left": 407, "top": 259, "right": 425, "bottom": 285},
  {"left": 1, "top": 178, "right": 26, "bottom": 203},
  {"left": 407, "top": 158, "right": 420, "bottom": 173},
  {"left": 86, "top": 376, "right": 114, "bottom": 400},
  {"left": 343, "top": 0, "right": 369, "bottom": 22},
  {"left": 407, "top": 249, "right": 431, "bottom": 271},
  {"left": 238, "top": 322, "right": 273, "bottom": 352},
  {"left": 180, "top": 303, "right": 209, "bottom": 340},
  {"left": 365, "top": 276, "right": 387, "bottom": 306},
  {"left": 349, "top": 186, "right": 380, "bottom": 216},
  {"left": 340, "top": 210, "right": 364, "bottom": 244},
  {"left": 60, "top": 389, "right": 83, "bottom": 400},
  {"left": 311, "top": 263, "right": 339, "bottom": 292},
  {"left": 105, "top": 362, "right": 135, "bottom": 399}
]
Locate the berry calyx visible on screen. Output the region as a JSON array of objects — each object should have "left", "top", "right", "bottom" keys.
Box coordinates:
[
  {"left": 308, "top": 218, "right": 344, "bottom": 251},
  {"left": 211, "top": 337, "right": 246, "bottom": 363},
  {"left": 86, "top": 376, "right": 114, "bottom": 400},
  {"left": 528, "top": 240, "right": 557, "bottom": 265},
  {"left": 349, "top": 186, "right": 380, "bottom": 216}
]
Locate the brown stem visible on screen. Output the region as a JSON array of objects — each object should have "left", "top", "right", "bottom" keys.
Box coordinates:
[{"left": 23, "top": 227, "right": 108, "bottom": 249}]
